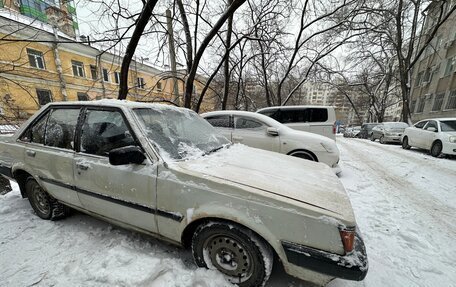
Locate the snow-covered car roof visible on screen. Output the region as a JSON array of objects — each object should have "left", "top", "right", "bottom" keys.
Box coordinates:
[
  {"left": 44, "top": 99, "right": 187, "bottom": 112},
  {"left": 257, "top": 105, "right": 334, "bottom": 112},
  {"left": 202, "top": 110, "right": 283, "bottom": 128}
]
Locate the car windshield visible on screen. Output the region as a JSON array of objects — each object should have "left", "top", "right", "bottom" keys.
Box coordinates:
[
  {"left": 384, "top": 122, "right": 409, "bottom": 130},
  {"left": 440, "top": 120, "right": 456, "bottom": 132},
  {"left": 133, "top": 107, "right": 231, "bottom": 161}
]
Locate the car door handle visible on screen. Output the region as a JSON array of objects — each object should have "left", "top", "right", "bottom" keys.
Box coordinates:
[
  {"left": 76, "top": 163, "right": 89, "bottom": 170},
  {"left": 26, "top": 150, "right": 36, "bottom": 157},
  {"left": 232, "top": 136, "right": 243, "bottom": 141}
]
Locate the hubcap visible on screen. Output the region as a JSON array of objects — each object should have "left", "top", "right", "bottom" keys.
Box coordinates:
[
  {"left": 32, "top": 185, "right": 50, "bottom": 215},
  {"left": 204, "top": 235, "right": 253, "bottom": 280}
]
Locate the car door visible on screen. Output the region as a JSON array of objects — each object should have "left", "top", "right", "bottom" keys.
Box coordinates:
[
  {"left": 18, "top": 107, "right": 82, "bottom": 208},
  {"left": 421, "top": 120, "right": 438, "bottom": 149},
  {"left": 204, "top": 115, "right": 233, "bottom": 141},
  {"left": 232, "top": 116, "right": 280, "bottom": 152},
  {"left": 74, "top": 107, "right": 158, "bottom": 233},
  {"left": 408, "top": 120, "right": 428, "bottom": 147}
]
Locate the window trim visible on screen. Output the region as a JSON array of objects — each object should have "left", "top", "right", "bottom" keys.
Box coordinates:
[
  {"left": 71, "top": 60, "right": 85, "bottom": 78},
  {"left": 27, "top": 48, "right": 46, "bottom": 70}
]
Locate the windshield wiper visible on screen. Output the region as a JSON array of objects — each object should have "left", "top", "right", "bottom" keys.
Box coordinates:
[{"left": 204, "top": 143, "right": 231, "bottom": 156}]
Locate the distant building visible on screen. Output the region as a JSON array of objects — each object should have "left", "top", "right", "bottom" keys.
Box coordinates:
[
  {"left": 0, "top": 0, "right": 214, "bottom": 123},
  {"left": 409, "top": 1, "right": 456, "bottom": 122}
]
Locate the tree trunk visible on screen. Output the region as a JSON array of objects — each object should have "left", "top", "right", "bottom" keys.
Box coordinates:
[
  {"left": 221, "top": 0, "right": 234, "bottom": 110},
  {"left": 118, "top": 0, "right": 159, "bottom": 100}
]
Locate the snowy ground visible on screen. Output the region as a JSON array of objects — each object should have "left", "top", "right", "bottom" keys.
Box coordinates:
[{"left": 1, "top": 137, "right": 455, "bottom": 286}]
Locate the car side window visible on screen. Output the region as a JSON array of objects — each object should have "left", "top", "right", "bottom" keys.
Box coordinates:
[
  {"left": 235, "top": 117, "right": 264, "bottom": 130},
  {"left": 45, "top": 108, "right": 80, "bottom": 149},
  {"left": 206, "top": 115, "right": 231, "bottom": 128},
  {"left": 19, "top": 111, "right": 50, "bottom": 144},
  {"left": 80, "top": 109, "right": 137, "bottom": 156},
  {"left": 414, "top": 121, "right": 428, "bottom": 129},
  {"left": 424, "top": 121, "right": 438, "bottom": 131}
]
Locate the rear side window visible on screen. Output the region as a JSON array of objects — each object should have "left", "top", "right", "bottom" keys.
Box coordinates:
[
  {"left": 258, "top": 109, "right": 280, "bottom": 121},
  {"left": 45, "top": 109, "right": 80, "bottom": 149},
  {"left": 80, "top": 109, "right": 137, "bottom": 156},
  {"left": 206, "top": 115, "right": 231, "bottom": 128},
  {"left": 280, "top": 108, "right": 328, "bottom": 123}
]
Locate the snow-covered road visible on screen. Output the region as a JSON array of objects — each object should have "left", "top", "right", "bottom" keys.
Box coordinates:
[{"left": 0, "top": 137, "right": 455, "bottom": 286}]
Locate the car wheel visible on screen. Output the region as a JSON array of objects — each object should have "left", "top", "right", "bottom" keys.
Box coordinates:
[
  {"left": 289, "top": 150, "right": 317, "bottom": 161},
  {"left": 25, "top": 177, "right": 70, "bottom": 220},
  {"left": 380, "top": 136, "right": 385, "bottom": 144},
  {"left": 430, "top": 141, "right": 443, "bottom": 158},
  {"left": 192, "top": 222, "right": 273, "bottom": 287},
  {"left": 402, "top": 137, "right": 411, "bottom": 150}
]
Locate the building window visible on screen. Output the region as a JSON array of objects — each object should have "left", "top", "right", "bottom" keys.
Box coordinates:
[
  {"left": 27, "top": 48, "right": 45, "bottom": 69},
  {"left": 416, "top": 96, "right": 426, "bottom": 113},
  {"left": 422, "top": 68, "right": 432, "bottom": 84},
  {"left": 36, "top": 89, "right": 52, "bottom": 106},
  {"left": 156, "top": 81, "right": 162, "bottom": 91},
  {"left": 415, "top": 71, "right": 423, "bottom": 87},
  {"left": 410, "top": 100, "right": 416, "bottom": 113},
  {"left": 444, "top": 57, "right": 455, "bottom": 77},
  {"left": 77, "top": 92, "right": 89, "bottom": 101},
  {"left": 102, "top": 68, "right": 110, "bottom": 82},
  {"left": 90, "top": 65, "right": 97, "bottom": 80},
  {"left": 137, "top": 77, "right": 145, "bottom": 89},
  {"left": 446, "top": 90, "right": 456, "bottom": 110},
  {"left": 114, "top": 72, "right": 120, "bottom": 84},
  {"left": 72, "top": 60, "right": 85, "bottom": 77},
  {"left": 432, "top": 93, "right": 445, "bottom": 111}
]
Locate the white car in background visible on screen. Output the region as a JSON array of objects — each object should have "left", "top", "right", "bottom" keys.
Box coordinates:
[
  {"left": 402, "top": 118, "right": 456, "bottom": 157},
  {"left": 202, "top": 111, "right": 341, "bottom": 173}
]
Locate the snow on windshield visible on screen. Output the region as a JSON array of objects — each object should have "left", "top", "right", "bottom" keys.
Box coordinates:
[{"left": 133, "top": 108, "right": 230, "bottom": 161}]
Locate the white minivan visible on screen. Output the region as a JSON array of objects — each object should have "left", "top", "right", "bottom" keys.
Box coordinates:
[{"left": 257, "top": 106, "right": 337, "bottom": 140}]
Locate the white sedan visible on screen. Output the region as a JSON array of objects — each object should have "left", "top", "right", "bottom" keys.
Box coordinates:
[
  {"left": 402, "top": 118, "right": 456, "bottom": 157},
  {"left": 202, "top": 111, "right": 341, "bottom": 173}
]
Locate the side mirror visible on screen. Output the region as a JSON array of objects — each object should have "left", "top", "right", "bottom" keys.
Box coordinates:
[
  {"left": 427, "top": 127, "right": 437, "bottom": 132},
  {"left": 109, "top": 146, "right": 146, "bottom": 165},
  {"left": 267, "top": 127, "right": 279, "bottom": 136}
]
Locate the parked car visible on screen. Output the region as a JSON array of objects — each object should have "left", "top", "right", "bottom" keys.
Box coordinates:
[
  {"left": 202, "top": 110, "right": 341, "bottom": 173},
  {"left": 402, "top": 118, "right": 456, "bottom": 157},
  {"left": 0, "top": 100, "right": 367, "bottom": 286},
  {"left": 343, "top": 126, "right": 361, "bottom": 138},
  {"left": 358, "top": 123, "right": 380, "bottom": 139},
  {"left": 256, "top": 105, "right": 337, "bottom": 140},
  {"left": 370, "top": 122, "right": 410, "bottom": 144}
]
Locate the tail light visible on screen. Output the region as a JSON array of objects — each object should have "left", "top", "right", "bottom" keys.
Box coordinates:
[
  {"left": 339, "top": 228, "right": 355, "bottom": 253},
  {"left": 333, "top": 122, "right": 336, "bottom": 134}
]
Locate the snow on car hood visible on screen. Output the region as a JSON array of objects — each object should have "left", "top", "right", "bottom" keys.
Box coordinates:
[{"left": 174, "top": 144, "right": 355, "bottom": 223}]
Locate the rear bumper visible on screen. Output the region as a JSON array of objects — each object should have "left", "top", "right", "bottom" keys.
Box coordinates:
[
  {"left": 383, "top": 135, "right": 402, "bottom": 142},
  {"left": 281, "top": 231, "right": 368, "bottom": 281}
]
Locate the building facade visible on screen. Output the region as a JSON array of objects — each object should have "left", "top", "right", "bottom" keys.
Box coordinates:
[
  {"left": 0, "top": 1, "right": 214, "bottom": 123},
  {"left": 409, "top": 0, "right": 456, "bottom": 122}
]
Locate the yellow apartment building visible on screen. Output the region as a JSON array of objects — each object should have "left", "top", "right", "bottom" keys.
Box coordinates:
[{"left": 0, "top": 1, "right": 215, "bottom": 123}]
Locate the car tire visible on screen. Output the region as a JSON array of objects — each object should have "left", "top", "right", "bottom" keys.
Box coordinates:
[
  {"left": 25, "top": 177, "right": 70, "bottom": 220},
  {"left": 289, "top": 150, "right": 317, "bottom": 161},
  {"left": 402, "top": 137, "right": 411, "bottom": 150},
  {"left": 380, "top": 136, "right": 385, "bottom": 144},
  {"left": 430, "top": 141, "right": 443, "bottom": 158},
  {"left": 191, "top": 221, "right": 273, "bottom": 287}
]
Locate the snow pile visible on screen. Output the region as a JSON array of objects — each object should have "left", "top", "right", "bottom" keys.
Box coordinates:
[{"left": 0, "top": 185, "right": 233, "bottom": 287}]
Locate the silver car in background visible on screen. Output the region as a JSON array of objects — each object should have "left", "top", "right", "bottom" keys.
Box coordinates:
[{"left": 370, "top": 122, "right": 409, "bottom": 144}]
